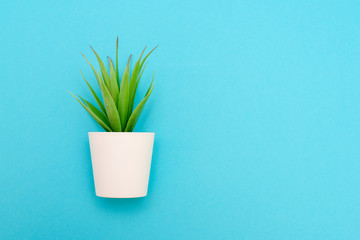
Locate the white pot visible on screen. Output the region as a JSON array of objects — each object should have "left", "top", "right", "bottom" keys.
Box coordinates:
[{"left": 88, "top": 132, "right": 155, "bottom": 198}]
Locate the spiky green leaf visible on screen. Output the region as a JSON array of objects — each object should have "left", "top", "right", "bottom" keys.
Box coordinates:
[
  {"left": 118, "top": 55, "right": 131, "bottom": 130},
  {"left": 79, "top": 96, "right": 111, "bottom": 128},
  {"left": 116, "top": 37, "right": 120, "bottom": 83},
  {"left": 79, "top": 96, "right": 110, "bottom": 127},
  {"left": 68, "top": 91, "right": 112, "bottom": 132},
  {"left": 97, "top": 70, "right": 122, "bottom": 132},
  {"left": 81, "top": 52, "right": 105, "bottom": 89},
  {"left": 133, "top": 61, "right": 148, "bottom": 99},
  {"left": 125, "top": 74, "right": 155, "bottom": 132},
  {"left": 108, "top": 57, "right": 119, "bottom": 106},
  {"left": 80, "top": 70, "right": 106, "bottom": 115},
  {"left": 90, "top": 46, "right": 111, "bottom": 89},
  {"left": 140, "top": 45, "right": 158, "bottom": 70},
  {"left": 128, "top": 47, "right": 147, "bottom": 117}
]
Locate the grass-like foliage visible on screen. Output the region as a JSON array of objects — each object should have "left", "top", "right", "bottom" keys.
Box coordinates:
[{"left": 69, "top": 38, "right": 157, "bottom": 132}]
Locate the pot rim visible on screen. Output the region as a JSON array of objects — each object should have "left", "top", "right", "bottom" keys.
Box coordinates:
[{"left": 89, "top": 132, "right": 155, "bottom": 135}]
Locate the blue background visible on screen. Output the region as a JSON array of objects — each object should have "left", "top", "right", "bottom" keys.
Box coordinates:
[{"left": 1, "top": 0, "right": 360, "bottom": 239}]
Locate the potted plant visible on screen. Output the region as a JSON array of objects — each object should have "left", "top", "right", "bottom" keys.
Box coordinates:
[{"left": 69, "top": 38, "right": 157, "bottom": 198}]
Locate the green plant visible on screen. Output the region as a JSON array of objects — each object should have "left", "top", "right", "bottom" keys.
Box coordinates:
[{"left": 69, "top": 38, "right": 157, "bottom": 132}]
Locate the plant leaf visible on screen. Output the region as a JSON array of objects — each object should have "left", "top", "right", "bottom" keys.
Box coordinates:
[
  {"left": 92, "top": 68, "right": 120, "bottom": 131},
  {"left": 127, "top": 47, "right": 147, "bottom": 117},
  {"left": 108, "top": 57, "right": 119, "bottom": 106},
  {"left": 90, "top": 46, "right": 111, "bottom": 89},
  {"left": 116, "top": 37, "right": 120, "bottom": 83},
  {"left": 125, "top": 74, "right": 155, "bottom": 132},
  {"left": 81, "top": 52, "right": 105, "bottom": 90},
  {"left": 127, "top": 45, "right": 156, "bottom": 116},
  {"left": 140, "top": 45, "right": 158, "bottom": 70},
  {"left": 133, "top": 61, "right": 148, "bottom": 99},
  {"left": 80, "top": 70, "right": 106, "bottom": 115},
  {"left": 79, "top": 96, "right": 111, "bottom": 127},
  {"left": 97, "top": 70, "right": 122, "bottom": 132},
  {"left": 118, "top": 55, "right": 131, "bottom": 130},
  {"left": 68, "top": 91, "right": 112, "bottom": 132}
]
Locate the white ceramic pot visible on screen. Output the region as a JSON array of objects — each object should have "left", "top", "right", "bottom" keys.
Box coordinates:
[{"left": 88, "top": 132, "right": 155, "bottom": 198}]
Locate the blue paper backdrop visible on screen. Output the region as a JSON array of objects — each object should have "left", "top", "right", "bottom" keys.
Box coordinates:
[{"left": 1, "top": 0, "right": 360, "bottom": 239}]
